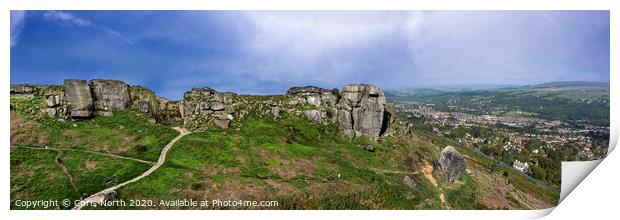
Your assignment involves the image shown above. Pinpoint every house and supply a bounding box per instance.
[513,160,530,173]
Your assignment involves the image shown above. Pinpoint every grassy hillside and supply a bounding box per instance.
[10,95,179,209]
[10,148,151,209]
[10,94,558,210]
[116,114,444,209]
[112,112,557,209]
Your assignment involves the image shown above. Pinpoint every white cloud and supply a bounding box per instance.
[241,11,423,84]
[42,11,133,44]
[42,11,92,27]
[11,11,27,47]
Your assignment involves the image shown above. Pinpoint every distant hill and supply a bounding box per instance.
[527,81,609,89]
[386,84,518,98]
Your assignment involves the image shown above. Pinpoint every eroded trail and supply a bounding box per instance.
[11,145,155,165]
[55,156,79,193]
[72,127,190,210]
[421,160,447,208]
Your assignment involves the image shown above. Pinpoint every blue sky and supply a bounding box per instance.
[10,11,610,99]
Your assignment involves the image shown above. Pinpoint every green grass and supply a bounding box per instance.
[11,108,178,162]
[11,91,560,210]
[443,175,482,209]
[415,129,560,206]
[10,148,77,210]
[10,147,150,210]
[61,150,151,197]
[11,105,179,210]
[114,114,449,209]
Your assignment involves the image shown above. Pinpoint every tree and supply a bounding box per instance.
[531,165,547,180]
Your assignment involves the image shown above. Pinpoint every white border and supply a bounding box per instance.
[2,1,617,219]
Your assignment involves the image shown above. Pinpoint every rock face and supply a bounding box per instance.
[129,86,159,116]
[336,84,389,139]
[182,87,236,129]
[303,110,322,124]
[287,86,339,124]
[64,79,94,118]
[10,79,393,140]
[156,97,183,125]
[434,146,466,183]
[90,80,131,114]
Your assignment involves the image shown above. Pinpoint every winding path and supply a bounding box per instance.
[72,127,191,210]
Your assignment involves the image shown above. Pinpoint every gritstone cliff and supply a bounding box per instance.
[10,80,393,139]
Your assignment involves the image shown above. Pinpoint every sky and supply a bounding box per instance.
[10,11,610,99]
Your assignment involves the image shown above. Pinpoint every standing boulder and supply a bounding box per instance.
[336,84,389,139]
[90,79,131,114]
[434,146,466,183]
[64,79,94,118]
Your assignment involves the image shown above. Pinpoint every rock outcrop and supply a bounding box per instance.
[129,86,159,117]
[182,87,236,129]
[90,79,131,115]
[287,86,339,124]
[434,146,466,183]
[336,84,389,139]
[156,97,183,125]
[43,89,66,117]
[10,84,37,96]
[10,79,393,140]
[64,79,94,118]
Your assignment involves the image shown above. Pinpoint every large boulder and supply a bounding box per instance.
[64,79,94,118]
[90,79,131,113]
[336,84,389,139]
[434,146,466,183]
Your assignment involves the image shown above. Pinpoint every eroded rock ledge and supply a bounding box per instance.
[10,80,392,139]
